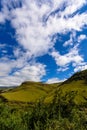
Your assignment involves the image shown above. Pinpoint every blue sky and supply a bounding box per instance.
[0,0,87,86]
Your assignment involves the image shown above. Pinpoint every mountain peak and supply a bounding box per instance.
[67,69,87,83]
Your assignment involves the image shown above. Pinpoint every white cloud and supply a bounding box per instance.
[0,63,11,77]
[51,45,83,67]
[0,49,46,86]
[0,4,10,23]
[57,66,69,72]
[0,43,6,48]
[0,62,46,86]
[0,12,5,23]
[63,33,87,47]
[61,0,86,17]
[10,1,52,57]
[74,63,87,72]
[78,34,87,42]
[63,31,76,47]
[47,13,87,35]
[47,77,65,84]
[0,0,87,86]
[1,0,87,57]
[14,63,46,82]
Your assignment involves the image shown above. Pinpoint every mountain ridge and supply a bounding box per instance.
[1,69,87,104]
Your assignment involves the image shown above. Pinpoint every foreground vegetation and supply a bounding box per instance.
[0,89,87,130]
[0,69,87,130]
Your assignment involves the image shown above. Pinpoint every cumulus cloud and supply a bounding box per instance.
[63,33,87,47]
[57,66,69,72]
[51,45,83,67]
[0,62,46,86]
[0,12,5,23]
[47,77,65,84]
[1,0,87,57]
[78,34,87,42]
[0,0,87,86]
[74,63,87,72]
[63,31,76,47]
[13,63,46,81]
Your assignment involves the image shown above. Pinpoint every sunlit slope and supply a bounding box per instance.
[45,70,87,104]
[1,70,87,104]
[1,82,59,102]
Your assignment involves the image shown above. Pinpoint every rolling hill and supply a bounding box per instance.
[45,69,87,104]
[1,69,87,104]
[1,81,59,103]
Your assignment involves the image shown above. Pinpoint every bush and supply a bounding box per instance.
[0,90,87,130]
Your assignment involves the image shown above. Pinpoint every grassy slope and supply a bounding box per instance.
[45,80,87,104]
[3,80,87,104]
[1,82,59,103]
[45,70,87,104]
[1,70,87,104]
[61,70,87,104]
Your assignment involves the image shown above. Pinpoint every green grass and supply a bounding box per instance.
[1,69,87,105]
[2,80,87,104]
[1,70,87,130]
[1,82,59,103]
[60,80,87,104]
[45,80,87,104]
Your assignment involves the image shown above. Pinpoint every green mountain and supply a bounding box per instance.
[59,69,87,103]
[1,69,87,104]
[0,70,87,130]
[1,81,59,103]
[65,69,87,82]
[45,69,87,104]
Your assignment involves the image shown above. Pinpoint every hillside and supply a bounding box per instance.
[0,70,87,130]
[1,81,59,103]
[65,69,87,82]
[1,69,87,104]
[45,69,87,104]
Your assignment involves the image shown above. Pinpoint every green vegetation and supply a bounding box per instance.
[1,82,59,103]
[45,69,87,104]
[0,69,87,130]
[45,80,87,104]
[0,90,87,130]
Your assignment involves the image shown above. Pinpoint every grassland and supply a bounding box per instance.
[1,69,87,105]
[0,70,87,130]
[45,70,87,104]
[1,81,59,103]
[2,79,87,105]
[45,80,87,104]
